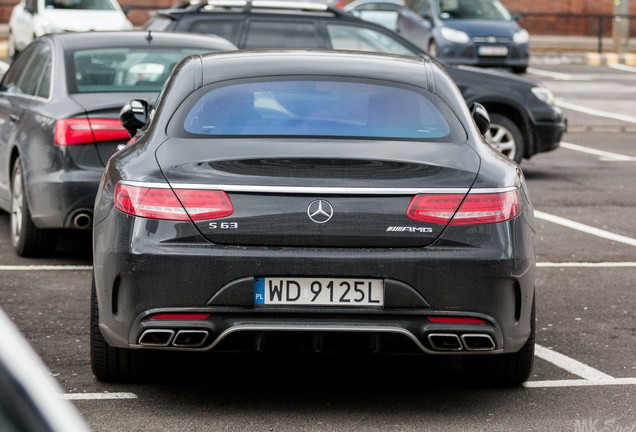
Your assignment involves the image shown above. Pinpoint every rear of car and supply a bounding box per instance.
[92,51,536,386]
[0,31,237,256]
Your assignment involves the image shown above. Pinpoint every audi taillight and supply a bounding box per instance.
[407,190,520,226]
[114,184,233,221]
[54,118,129,146]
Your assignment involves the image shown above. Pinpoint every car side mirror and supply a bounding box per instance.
[470,102,490,135]
[120,99,149,137]
[121,5,131,15]
[511,12,522,22]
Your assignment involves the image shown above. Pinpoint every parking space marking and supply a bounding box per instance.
[524,378,636,388]
[0,265,92,271]
[534,345,613,380]
[526,345,636,388]
[535,211,636,247]
[610,64,636,73]
[560,142,636,161]
[538,262,636,267]
[527,68,593,81]
[555,98,636,124]
[62,392,138,400]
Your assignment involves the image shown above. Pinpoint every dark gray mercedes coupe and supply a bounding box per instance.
[92,50,536,386]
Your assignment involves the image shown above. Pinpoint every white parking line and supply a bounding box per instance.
[537,262,636,267]
[610,64,636,73]
[534,345,613,380]
[527,68,593,81]
[535,211,636,247]
[524,378,636,388]
[526,345,636,388]
[62,392,138,400]
[555,98,636,124]
[560,142,636,161]
[0,265,92,271]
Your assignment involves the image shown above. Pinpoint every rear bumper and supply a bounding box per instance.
[26,168,102,229]
[93,210,536,356]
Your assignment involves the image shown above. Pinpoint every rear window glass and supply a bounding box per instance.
[68,47,209,93]
[45,0,115,10]
[173,79,464,140]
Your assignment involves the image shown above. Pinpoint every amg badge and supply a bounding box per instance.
[386,226,433,233]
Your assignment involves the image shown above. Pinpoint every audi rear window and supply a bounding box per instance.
[172,79,465,140]
[68,47,208,94]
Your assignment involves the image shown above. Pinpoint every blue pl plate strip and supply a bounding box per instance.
[254,277,265,305]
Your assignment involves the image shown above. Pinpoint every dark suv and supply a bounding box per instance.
[145,0,565,164]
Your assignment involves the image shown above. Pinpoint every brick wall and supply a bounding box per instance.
[2,0,635,35]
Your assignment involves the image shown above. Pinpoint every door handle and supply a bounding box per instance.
[9,113,20,122]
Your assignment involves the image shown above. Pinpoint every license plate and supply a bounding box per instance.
[254,277,384,306]
[478,45,509,56]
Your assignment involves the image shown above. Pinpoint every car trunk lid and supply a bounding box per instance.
[154,138,480,247]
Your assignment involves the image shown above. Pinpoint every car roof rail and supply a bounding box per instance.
[181,0,348,15]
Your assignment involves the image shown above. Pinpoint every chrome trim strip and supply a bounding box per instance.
[119,180,518,195]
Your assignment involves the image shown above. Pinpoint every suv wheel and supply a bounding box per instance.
[485,113,524,164]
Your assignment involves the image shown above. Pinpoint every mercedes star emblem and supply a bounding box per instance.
[307,199,334,224]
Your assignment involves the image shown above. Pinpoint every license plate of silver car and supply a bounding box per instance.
[254,277,384,306]
[478,46,509,56]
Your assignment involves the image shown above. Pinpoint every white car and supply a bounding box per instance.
[8,0,133,58]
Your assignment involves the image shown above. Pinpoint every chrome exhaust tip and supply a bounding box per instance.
[428,333,462,351]
[461,334,496,351]
[71,211,93,229]
[172,330,209,348]
[138,329,175,347]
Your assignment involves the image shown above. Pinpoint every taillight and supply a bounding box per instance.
[54,118,129,146]
[407,190,520,226]
[114,183,233,221]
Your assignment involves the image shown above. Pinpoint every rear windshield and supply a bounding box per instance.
[68,47,208,93]
[45,0,115,11]
[172,79,465,140]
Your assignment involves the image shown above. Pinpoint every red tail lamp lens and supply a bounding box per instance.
[407,190,520,226]
[150,313,210,321]
[114,184,233,221]
[428,317,486,325]
[54,118,128,146]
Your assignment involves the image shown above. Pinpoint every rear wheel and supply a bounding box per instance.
[90,275,148,382]
[462,294,535,386]
[485,113,525,164]
[10,157,57,257]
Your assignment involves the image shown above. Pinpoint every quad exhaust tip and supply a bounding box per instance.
[428,333,495,351]
[138,329,175,347]
[461,334,496,351]
[138,329,209,348]
[173,330,209,348]
[428,333,463,351]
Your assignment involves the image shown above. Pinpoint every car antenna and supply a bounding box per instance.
[146,30,153,44]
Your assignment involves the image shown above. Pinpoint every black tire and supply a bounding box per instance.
[10,157,57,257]
[90,275,148,382]
[485,113,525,165]
[512,66,528,74]
[462,294,535,386]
